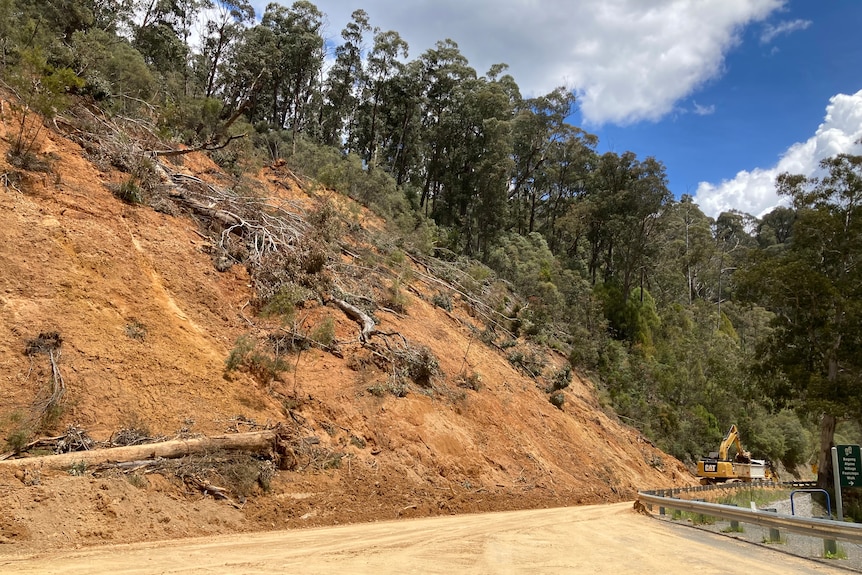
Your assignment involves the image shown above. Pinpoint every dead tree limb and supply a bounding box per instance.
[331,298,376,343]
[0,430,278,470]
[150,133,247,157]
[47,348,66,409]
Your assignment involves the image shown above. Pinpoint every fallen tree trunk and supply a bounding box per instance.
[331,298,376,343]
[0,430,277,470]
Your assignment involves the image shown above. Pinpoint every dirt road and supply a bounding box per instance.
[0,503,849,574]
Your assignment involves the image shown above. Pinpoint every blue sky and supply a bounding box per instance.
[256,0,862,219]
[586,1,862,217]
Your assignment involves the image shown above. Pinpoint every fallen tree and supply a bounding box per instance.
[0,430,278,471]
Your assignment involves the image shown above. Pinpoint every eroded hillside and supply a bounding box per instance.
[0,100,692,551]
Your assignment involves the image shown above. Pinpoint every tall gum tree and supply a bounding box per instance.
[739,153,862,488]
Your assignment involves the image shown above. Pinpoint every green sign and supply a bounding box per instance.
[837,444,862,488]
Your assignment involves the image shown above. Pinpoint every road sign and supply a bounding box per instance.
[836,444,862,488]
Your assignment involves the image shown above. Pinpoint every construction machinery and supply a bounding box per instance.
[696,424,779,484]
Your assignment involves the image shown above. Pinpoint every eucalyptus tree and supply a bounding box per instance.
[651,195,715,307]
[712,210,757,323]
[574,152,671,295]
[755,205,796,249]
[533,126,597,255]
[132,0,197,80]
[509,87,577,235]
[612,155,672,303]
[197,0,255,99]
[260,0,324,136]
[375,59,424,185]
[219,19,273,127]
[452,67,516,256]
[414,39,475,213]
[411,47,520,256]
[353,28,409,168]
[320,9,370,147]
[739,155,862,488]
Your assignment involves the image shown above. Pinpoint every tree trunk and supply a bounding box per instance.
[0,431,278,470]
[816,412,837,489]
[331,298,376,342]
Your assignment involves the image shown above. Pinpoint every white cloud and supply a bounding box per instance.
[760,18,812,44]
[693,90,862,219]
[693,102,716,116]
[274,0,784,126]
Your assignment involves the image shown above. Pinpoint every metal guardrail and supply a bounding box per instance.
[638,485,862,544]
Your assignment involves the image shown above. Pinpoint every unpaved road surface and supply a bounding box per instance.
[0,503,850,574]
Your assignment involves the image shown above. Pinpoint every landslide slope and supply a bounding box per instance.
[0,101,692,551]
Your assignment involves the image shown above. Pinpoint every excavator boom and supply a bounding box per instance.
[696,424,776,484]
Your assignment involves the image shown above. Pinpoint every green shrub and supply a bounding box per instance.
[5,427,31,454]
[124,319,147,341]
[549,391,565,409]
[507,347,546,377]
[549,365,572,391]
[127,473,148,489]
[310,317,336,347]
[367,378,408,398]
[220,459,265,497]
[111,177,144,204]
[259,283,310,320]
[384,279,409,313]
[456,372,482,391]
[431,292,453,311]
[70,29,154,105]
[395,345,440,387]
[224,335,289,385]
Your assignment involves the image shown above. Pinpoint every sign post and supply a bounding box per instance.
[833,444,862,522]
[832,447,843,522]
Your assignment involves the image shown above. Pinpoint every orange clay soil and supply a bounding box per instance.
[0,100,694,553]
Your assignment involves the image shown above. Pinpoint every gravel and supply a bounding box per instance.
[657,492,862,572]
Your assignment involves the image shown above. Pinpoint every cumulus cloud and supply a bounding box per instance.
[693,90,862,219]
[298,0,783,125]
[760,18,812,44]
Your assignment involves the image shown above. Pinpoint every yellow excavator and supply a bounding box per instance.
[696,424,779,484]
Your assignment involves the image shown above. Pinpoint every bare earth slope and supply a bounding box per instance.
[0,102,692,552]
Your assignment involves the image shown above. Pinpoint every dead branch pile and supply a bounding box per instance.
[55,105,312,277]
[24,331,66,414]
[55,425,96,453]
[109,426,165,447]
[406,252,519,340]
[274,426,346,473]
[165,170,310,269]
[54,105,161,179]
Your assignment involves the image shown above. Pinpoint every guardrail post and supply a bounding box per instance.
[692,499,709,524]
[763,508,781,542]
[726,503,741,532]
[769,527,781,542]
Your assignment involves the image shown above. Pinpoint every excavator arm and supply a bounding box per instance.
[718,424,750,463]
[698,424,763,484]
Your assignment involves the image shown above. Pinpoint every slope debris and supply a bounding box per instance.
[0,99,692,552]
